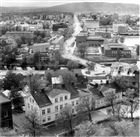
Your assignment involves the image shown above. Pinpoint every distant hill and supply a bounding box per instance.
[1,2,139,14]
[42,2,139,14]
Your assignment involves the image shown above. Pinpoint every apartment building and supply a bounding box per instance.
[24,75,79,125]
[31,42,50,53]
[0,92,13,129]
[76,32,104,47]
[104,43,131,58]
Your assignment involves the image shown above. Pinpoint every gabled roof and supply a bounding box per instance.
[65,84,79,99]
[88,87,104,98]
[97,85,110,92]
[31,91,52,108]
[76,75,88,84]
[0,92,10,104]
[47,88,69,98]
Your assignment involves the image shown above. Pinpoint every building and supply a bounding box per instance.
[113,23,128,34]
[95,31,112,38]
[39,52,50,62]
[24,73,79,125]
[83,19,99,29]
[0,92,13,129]
[76,32,104,47]
[31,42,50,53]
[50,35,64,50]
[6,31,34,39]
[104,43,131,58]
[110,62,136,77]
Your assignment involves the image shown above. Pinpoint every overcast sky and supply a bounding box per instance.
[1,0,140,7]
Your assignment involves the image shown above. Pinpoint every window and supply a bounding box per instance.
[65,95,67,100]
[72,101,74,106]
[32,99,34,103]
[55,98,58,103]
[72,109,74,113]
[76,100,79,105]
[4,122,9,128]
[47,108,51,113]
[28,103,30,108]
[42,109,45,115]
[60,97,63,102]
[4,110,8,117]
[42,118,46,123]
[55,106,58,111]
[60,105,63,110]
[55,114,58,119]
[48,116,51,121]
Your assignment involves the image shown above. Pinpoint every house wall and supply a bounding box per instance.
[0,102,13,129]
[39,94,79,124]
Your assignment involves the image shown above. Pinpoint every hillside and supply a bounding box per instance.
[1,2,139,14]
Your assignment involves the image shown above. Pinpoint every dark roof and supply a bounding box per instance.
[88,87,104,98]
[120,74,139,83]
[88,76,108,81]
[65,84,79,99]
[76,75,88,84]
[31,91,52,108]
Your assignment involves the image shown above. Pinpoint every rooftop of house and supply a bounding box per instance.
[87,35,104,40]
[32,42,50,47]
[51,76,63,84]
[31,91,52,108]
[0,92,10,104]
[111,62,132,68]
[88,87,104,98]
[6,31,33,34]
[47,88,69,98]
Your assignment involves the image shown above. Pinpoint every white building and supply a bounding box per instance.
[24,76,79,125]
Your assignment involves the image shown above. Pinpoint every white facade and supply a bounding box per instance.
[95,92,122,108]
[24,92,79,125]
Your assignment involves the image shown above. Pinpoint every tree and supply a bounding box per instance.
[54,50,62,64]
[114,120,134,136]
[105,92,117,115]
[76,96,95,122]
[67,60,79,70]
[107,103,129,121]
[119,36,125,43]
[23,74,44,94]
[136,45,139,56]
[62,72,77,86]
[45,72,52,84]
[3,71,23,91]
[123,88,139,122]
[33,52,40,66]
[21,57,28,69]
[56,105,74,134]
[23,110,47,137]
[75,121,113,137]
[77,43,88,58]
[15,38,23,48]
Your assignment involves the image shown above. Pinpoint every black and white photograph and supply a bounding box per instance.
[0,0,139,136]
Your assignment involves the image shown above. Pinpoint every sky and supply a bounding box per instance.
[1,0,140,7]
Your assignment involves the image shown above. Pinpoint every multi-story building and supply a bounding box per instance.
[113,23,128,34]
[6,31,34,39]
[104,43,131,58]
[24,75,79,125]
[83,19,99,29]
[50,35,64,50]
[76,32,104,47]
[31,42,50,53]
[0,92,13,129]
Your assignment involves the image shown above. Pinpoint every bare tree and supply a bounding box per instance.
[107,103,129,121]
[75,121,113,137]
[76,96,95,122]
[56,105,74,134]
[23,110,47,137]
[123,88,139,122]
[114,120,134,136]
[105,92,117,115]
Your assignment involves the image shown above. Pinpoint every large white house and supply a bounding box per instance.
[24,76,79,125]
